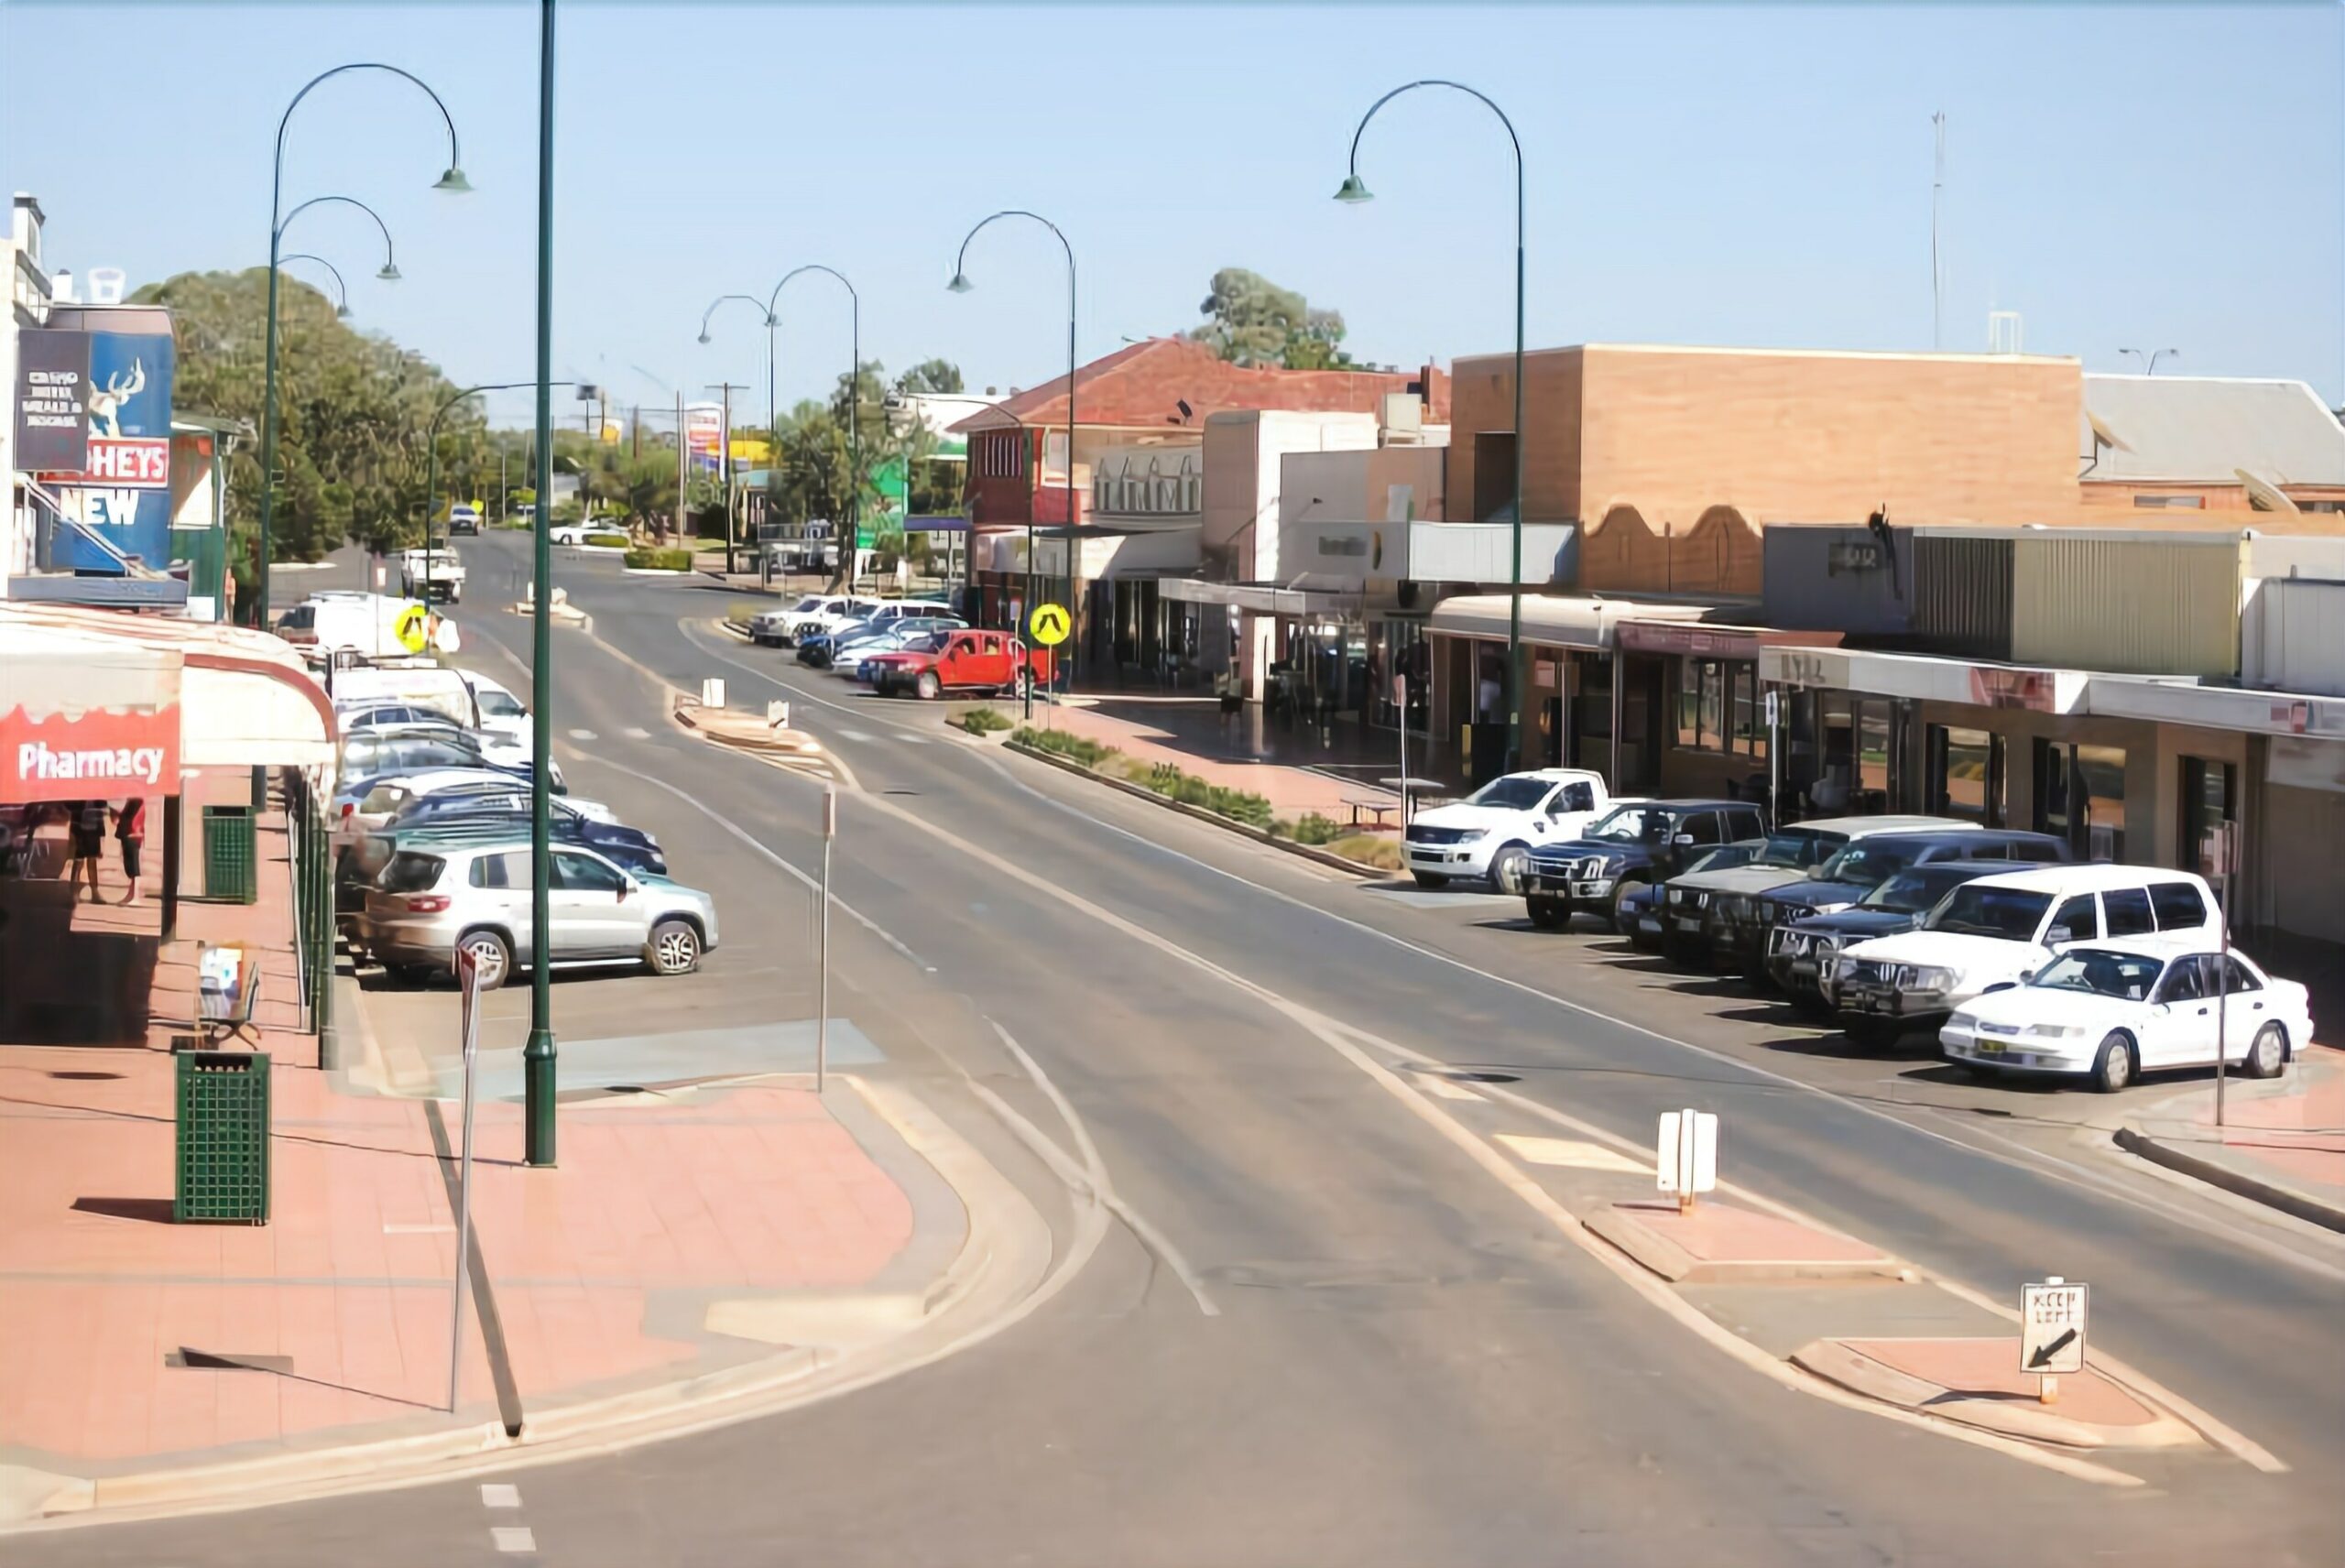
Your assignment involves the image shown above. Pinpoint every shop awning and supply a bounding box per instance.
[0,619,181,802]
[1426,593,1711,650]
[1158,579,1362,616]
[0,603,335,778]
[1617,620,1845,660]
[1759,644,2088,714]
[2084,674,2345,739]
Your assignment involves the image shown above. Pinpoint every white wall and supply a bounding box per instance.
[1200,409,1380,579]
[2243,579,2345,697]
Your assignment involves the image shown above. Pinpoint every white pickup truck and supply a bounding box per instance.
[1401,768,1620,893]
[398,548,465,604]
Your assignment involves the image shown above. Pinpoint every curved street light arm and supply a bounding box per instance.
[277,194,398,272]
[275,62,464,190]
[275,253,349,312]
[699,293,769,339]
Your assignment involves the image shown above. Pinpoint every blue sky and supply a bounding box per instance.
[4,4,2339,428]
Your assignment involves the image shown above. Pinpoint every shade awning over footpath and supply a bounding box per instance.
[1426,593,1714,650]
[0,603,334,802]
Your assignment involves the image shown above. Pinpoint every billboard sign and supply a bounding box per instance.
[36,330,177,573]
[14,329,92,473]
[684,402,725,474]
[862,453,908,551]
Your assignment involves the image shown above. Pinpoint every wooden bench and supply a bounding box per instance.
[1343,799,1400,832]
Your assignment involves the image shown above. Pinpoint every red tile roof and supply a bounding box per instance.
[951,337,1447,432]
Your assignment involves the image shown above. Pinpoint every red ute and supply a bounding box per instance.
[867,629,1052,700]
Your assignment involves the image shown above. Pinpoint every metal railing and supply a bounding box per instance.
[281,770,334,1044]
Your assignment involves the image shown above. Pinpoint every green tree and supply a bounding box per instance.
[895,358,965,395]
[131,267,485,572]
[1189,267,1354,370]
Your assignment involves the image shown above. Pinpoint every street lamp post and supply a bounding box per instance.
[2119,347,2181,376]
[949,212,1077,703]
[277,254,354,320]
[256,64,467,626]
[526,0,559,1168]
[424,380,575,604]
[1338,80,1526,774]
[702,266,861,588]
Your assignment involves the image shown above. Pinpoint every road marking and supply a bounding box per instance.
[480,1483,521,1508]
[1416,1076,1484,1103]
[490,1526,537,1553]
[1495,1133,1647,1174]
[895,732,928,745]
[568,728,598,741]
[622,726,650,739]
[837,728,877,744]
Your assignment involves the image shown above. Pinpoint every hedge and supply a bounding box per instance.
[625,547,694,571]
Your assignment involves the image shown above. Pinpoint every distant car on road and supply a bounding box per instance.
[1402,769,1619,893]
[446,505,482,536]
[358,834,717,990]
[834,620,966,679]
[1940,939,2308,1092]
[1522,799,1769,931]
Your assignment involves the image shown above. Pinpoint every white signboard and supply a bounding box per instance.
[2021,1279,2088,1374]
[701,677,725,711]
[766,699,791,730]
[1656,1108,1718,1201]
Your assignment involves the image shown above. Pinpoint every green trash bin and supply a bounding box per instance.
[174,1051,271,1224]
[201,805,256,904]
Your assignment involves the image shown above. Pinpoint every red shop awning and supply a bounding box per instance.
[0,619,182,802]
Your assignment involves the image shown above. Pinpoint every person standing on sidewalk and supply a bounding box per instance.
[114,797,147,907]
[68,799,108,902]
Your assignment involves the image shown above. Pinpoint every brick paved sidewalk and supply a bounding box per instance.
[0,1042,944,1500]
[2119,1047,2345,1226]
[1030,699,1420,826]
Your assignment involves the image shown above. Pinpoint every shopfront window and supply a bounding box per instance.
[2036,739,2126,862]
[1673,657,1758,756]
[1676,657,1701,747]
[1730,664,1764,758]
[1928,724,2004,827]
[2180,756,2235,877]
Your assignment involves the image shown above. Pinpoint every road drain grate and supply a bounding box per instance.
[169,1348,294,1374]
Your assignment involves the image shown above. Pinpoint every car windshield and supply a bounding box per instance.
[1467,777,1554,811]
[1863,868,1970,913]
[1756,829,1841,869]
[791,596,823,612]
[903,631,952,653]
[1816,841,1918,887]
[2029,949,2165,1001]
[1925,885,2054,940]
[474,690,526,720]
[1585,805,1660,843]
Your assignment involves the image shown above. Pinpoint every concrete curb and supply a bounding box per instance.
[1789,1338,2206,1452]
[1003,739,1382,879]
[1584,1205,1906,1285]
[0,1073,1046,1534]
[2112,1125,2345,1234]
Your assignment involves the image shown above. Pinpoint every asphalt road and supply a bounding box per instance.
[34,538,2342,1566]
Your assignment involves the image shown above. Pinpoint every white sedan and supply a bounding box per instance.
[1940,937,2312,1092]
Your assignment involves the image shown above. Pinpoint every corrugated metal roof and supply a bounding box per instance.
[2082,375,2345,485]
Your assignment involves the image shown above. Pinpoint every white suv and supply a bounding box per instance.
[1402,769,1618,892]
[1832,864,2221,1046]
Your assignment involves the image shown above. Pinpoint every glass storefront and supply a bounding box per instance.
[1926,724,2005,826]
[1368,617,1432,735]
[2180,755,2235,877]
[2036,739,2127,861]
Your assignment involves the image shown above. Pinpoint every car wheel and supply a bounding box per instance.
[1845,1016,1902,1050]
[1411,871,1447,889]
[1789,987,1834,1019]
[916,671,942,701]
[455,929,512,991]
[1526,896,1566,931]
[648,919,702,976]
[2243,1021,2286,1080]
[1609,881,1647,938]
[1489,844,1531,896]
[2089,1031,2138,1094]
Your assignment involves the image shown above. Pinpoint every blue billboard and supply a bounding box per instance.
[44,328,176,572]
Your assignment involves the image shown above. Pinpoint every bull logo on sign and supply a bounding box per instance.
[86,360,146,440]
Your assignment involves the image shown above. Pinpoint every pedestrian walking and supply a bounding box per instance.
[114,798,147,907]
[67,799,107,902]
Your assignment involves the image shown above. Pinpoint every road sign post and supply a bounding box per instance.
[2204,821,2240,1127]
[817,787,835,1096]
[2021,1276,2087,1406]
[1029,604,1070,734]
[1396,674,1410,829]
[446,946,485,1411]
[1656,1107,1718,1215]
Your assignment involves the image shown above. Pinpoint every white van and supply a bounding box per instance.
[1832,863,2222,1045]
[276,593,431,660]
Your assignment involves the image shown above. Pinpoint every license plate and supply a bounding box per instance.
[1977,1040,2006,1055]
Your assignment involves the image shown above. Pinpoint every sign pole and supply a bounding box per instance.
[447,950,484,1411]
[2214,822,2234,1128]
[1397,674,1410,829]
[818,788,834,1096]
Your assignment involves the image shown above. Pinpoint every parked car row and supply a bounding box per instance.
[328,668,717,989]
[1503,787,2312,1094]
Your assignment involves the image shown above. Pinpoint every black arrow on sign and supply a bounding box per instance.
[2028,1327,2078,1369]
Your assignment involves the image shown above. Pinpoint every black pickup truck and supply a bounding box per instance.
[1521,799,1768,932]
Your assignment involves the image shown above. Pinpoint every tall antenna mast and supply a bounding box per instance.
[1931,111,1947,352]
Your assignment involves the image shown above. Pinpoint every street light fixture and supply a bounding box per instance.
[1338,80,1526,774]
[256,64,467,626]
[2119,347,2181,376]
[948,211,1077,703]
[277,253,354,319]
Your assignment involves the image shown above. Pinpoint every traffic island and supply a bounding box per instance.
[1790,1337,2207,1452]
[2113,1047,2345,1233]
[1587,1200,1906,1284]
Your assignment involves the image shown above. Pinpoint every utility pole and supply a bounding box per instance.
[674,388,687,544]
[1931,110,1947,353]
[709,381,745,574]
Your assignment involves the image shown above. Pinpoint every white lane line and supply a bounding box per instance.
[1495,1133,1647,1174]
[490,1525,537,1552]
[622,726,650,739]
[568,728,598,741]
[976,1019,1218,1319]
[575,754,937,974]
[895,732,928,745]
[1416,1076,1484,1103]
[837,727,878,744]
[480,1483,521,1508]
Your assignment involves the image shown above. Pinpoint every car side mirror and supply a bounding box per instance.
[1673,833,1695,846]
[1981,980,2018,995]
[2045,926,2073,946]
[617,878,635,901]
